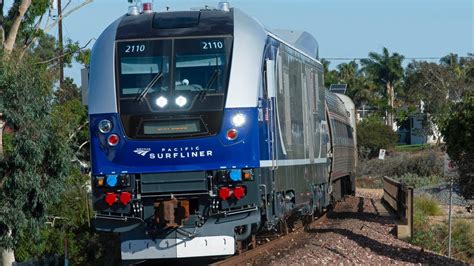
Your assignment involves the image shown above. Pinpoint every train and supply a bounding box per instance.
[85,2,356,263]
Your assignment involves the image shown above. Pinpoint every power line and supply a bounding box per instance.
[322,56,472,61]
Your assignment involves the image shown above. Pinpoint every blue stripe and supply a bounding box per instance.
[90,108,260,175]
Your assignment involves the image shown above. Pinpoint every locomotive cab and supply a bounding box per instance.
[87,2,356,262]
[88,5,265,261]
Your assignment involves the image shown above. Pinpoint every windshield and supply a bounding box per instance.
[116,37,233,139]
[117,37,232,113]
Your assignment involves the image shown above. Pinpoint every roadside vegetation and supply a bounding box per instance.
[411,196,474,263]
[356,149,444,189]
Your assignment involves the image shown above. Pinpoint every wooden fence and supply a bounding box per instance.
[382,176,414,239]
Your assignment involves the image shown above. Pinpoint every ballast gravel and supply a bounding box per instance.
[252,190,465,265]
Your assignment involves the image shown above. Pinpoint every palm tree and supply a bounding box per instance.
[361,47,404,126]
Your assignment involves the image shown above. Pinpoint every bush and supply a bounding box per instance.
[411,217,474,262]
[411,223,447,254]
[395,173,444,188]
[414,196,444,216]
[357,117,399,159]
[451,220,474,260]
[357,151,443,181]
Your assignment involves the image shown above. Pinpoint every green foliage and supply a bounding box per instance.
[15,169,120,265]
[4,0,51,46]
[414,196,444,216]
[404,55,473,137]
[395,173,444,188]
[361,47,405,89]
[394,144,431,152]
[357,117,399,158]
[451,220,474,260]
[410,223,447,254]
[357,151,443,180]
[411,204,474,262]
[0,55,72,249]
[439,91,474,199]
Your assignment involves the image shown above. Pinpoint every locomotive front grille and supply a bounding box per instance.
[140,171,208,193]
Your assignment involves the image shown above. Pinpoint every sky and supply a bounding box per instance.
[4,0,474,84]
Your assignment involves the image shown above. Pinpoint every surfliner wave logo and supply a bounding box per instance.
[133,148,151,156]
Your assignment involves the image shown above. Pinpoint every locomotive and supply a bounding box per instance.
[86,2,356,262]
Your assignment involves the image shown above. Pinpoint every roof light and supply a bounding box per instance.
[232,114,246,127]
[226,129,238,140]
[107,134,120,146]
[233,186,246,200]
[128,5,140,16]
[98,119,112,134]
[156,96,168,108]
[218,187,232,201]
[218,2,230,12]
[119,192,132,205]
[175,96,187,107]
[142,2,153,13]
[105,192,117,206]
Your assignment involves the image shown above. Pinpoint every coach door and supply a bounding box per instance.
[265,59,278,170]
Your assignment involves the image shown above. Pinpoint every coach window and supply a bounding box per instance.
[288,53,304,159]
[277,51,293,156]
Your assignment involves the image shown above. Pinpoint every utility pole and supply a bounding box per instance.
[58,0,64,91]
[448,177,453,258]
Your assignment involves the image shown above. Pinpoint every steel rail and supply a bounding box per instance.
[211,210,331,266]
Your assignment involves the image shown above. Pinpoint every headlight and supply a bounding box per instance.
[156,96,168,108]
[175,96,187,107]
[232,114,246,127]
[98,119,112,133]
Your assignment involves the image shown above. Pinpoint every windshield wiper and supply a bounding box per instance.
[135,71,163,103]
[199,68,221,101]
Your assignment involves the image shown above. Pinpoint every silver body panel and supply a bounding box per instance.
[335,93,358,169]
[326,90,356,179]
[88,18,122,115]
[225,9,267,108]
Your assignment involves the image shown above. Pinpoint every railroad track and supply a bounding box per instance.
[211,211,330,266]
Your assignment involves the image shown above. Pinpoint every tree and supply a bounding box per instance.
[439,92,474,199]
[357,116,399,159]
[404,54,473,140]
[321,59,339,88]
[0,54,73,264]
[1,2,94,264]
[361,47,405,126]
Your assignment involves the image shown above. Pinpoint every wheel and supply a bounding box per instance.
[303,214,314,232]
[278,218,289,235]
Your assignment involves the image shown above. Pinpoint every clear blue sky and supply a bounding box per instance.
[4,0,474,83]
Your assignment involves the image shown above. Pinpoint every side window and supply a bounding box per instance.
[276,50,292,155]
[347,124,353,140]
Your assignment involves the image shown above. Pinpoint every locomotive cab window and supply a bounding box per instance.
[115,37,233,139]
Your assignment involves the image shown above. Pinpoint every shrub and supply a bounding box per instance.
[451,220,474,260]
[357,117,399,159]
[357,151,443,181]
[411,217,474,262]
[411,223,447,254]
[414,195,444,216]
[395,173,444,188]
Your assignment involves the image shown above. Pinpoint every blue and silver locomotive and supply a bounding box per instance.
[87,2,356,262]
